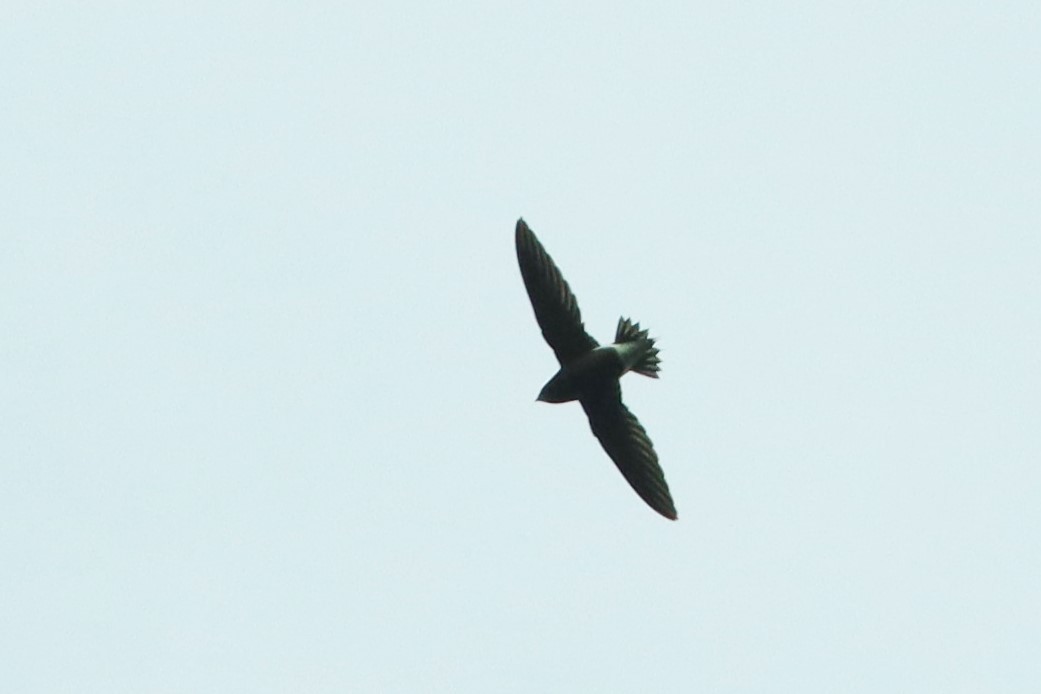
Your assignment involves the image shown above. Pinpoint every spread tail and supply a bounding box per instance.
[614,317,661,378]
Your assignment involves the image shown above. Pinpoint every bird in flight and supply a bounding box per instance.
[515,218,678,520]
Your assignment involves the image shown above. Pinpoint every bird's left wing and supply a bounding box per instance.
[515,218,599,364]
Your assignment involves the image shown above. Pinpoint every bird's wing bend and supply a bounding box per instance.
[580,382,678,520]
[515,218,599,364]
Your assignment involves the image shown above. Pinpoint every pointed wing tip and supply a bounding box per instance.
[515,218,534,248]
[651,500,678,520]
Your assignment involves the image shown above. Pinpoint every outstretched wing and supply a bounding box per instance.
[515,218,598,365]
[580,382,678,520]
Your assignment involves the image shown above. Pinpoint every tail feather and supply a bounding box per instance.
[615,317,661,378]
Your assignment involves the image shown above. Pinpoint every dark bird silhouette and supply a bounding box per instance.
[515,218,678,520]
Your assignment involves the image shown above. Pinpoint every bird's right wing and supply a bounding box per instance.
[580,382,678,520]
[515,218,598,364]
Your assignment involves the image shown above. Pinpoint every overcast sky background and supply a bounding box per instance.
[3,3,1040,692]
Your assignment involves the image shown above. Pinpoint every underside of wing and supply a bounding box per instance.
[580,382,678,520]
[515,218,598,364]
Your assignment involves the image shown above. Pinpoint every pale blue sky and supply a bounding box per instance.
[3,3,1040,692]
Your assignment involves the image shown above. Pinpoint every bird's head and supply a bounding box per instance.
[536,372,573,403]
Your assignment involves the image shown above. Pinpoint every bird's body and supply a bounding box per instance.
[515,218,678,520]
[536,345,625,403]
